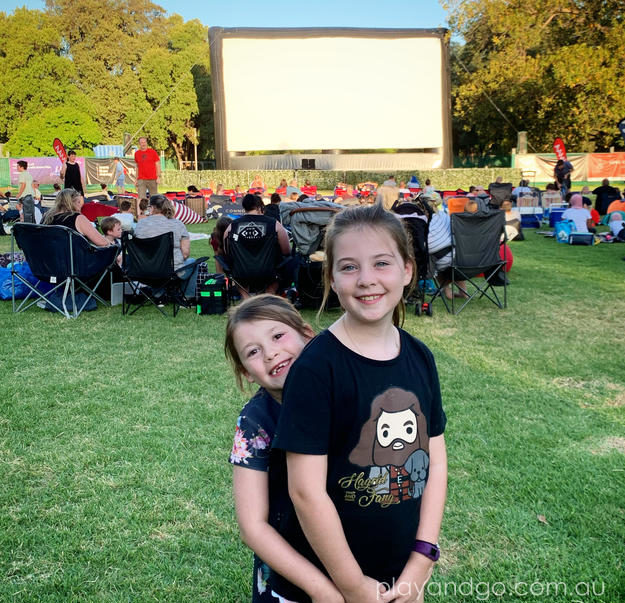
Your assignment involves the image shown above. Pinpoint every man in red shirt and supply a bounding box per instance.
[134,137,160,199]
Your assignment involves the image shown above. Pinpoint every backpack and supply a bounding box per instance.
[555,219,576,244]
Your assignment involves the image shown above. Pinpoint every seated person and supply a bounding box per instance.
[286,179,300,197]
[249,174,266,192]
[264,192,282,222]
[426,198,467,299]
[542,182,562,209]
[211,216,233,273]
[561,194,593,233]
[136,198,149,221]
[581,197,600,226]
[42,188,111,246]
[606,196,625,215]
[593,179,621,215]
[134,194,200,301]
[100,216,123,266]
[100,183,115,200]
[501,200,523,241]
[609,212,625,240]
[111,200,136,231]
[186,185,203,198]
[512,179,532,201]
[223,193,291,298]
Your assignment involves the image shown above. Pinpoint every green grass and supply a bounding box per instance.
[1,225,624,602]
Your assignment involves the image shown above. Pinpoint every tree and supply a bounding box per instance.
[445,0,625,154]
[0,8,84,143]
[5,106,102,155]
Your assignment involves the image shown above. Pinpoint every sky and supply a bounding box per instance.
[2,0,450,29]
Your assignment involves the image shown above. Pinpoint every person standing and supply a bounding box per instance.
[60,151,84,195]
[112,157,126,194]
[16,160,36,224]
[134,137,160,200]
[553,159,573,197]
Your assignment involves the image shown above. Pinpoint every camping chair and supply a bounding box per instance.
[488,183,513,208]
[430,210,508,315]
[121,231,208,317]
[11,223,118,318]
[225,218,284,297]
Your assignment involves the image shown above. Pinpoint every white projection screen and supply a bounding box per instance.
[209,28,452,169]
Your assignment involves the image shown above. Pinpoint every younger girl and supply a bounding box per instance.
[225,295,343,603]
[274,204,448,603]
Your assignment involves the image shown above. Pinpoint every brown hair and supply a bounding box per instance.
[212,216,233,256]
[224,294,313,390]
[100,216,121,235]
[319,204,416,327]
[119,200,132,212]
[148,194,174,218]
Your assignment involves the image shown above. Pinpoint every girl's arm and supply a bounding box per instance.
[75,214,111,247]
[379,434,448,603]
[287,453,383,603]
[233,466,343,603]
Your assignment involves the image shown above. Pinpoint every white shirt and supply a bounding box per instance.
[561,207,591,233]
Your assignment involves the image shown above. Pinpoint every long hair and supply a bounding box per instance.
[43,188,82,224]
[148,194,174,218]
[319,204,416,327]
[212,216,233,255]
[224,294,313,390]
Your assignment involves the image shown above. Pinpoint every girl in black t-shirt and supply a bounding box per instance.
[274,204,448,603]
[225,295,342,603]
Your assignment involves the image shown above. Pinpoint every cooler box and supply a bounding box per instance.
[197,274,228,314]
[549,208,566,227]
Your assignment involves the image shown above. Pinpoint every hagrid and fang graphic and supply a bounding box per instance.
[346,388,430,505]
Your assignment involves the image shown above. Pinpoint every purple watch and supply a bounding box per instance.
[413,539,440,562]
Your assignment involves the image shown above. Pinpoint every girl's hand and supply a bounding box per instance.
[378,554,434,603]
[310,578,345,603]
[342,575,386,603]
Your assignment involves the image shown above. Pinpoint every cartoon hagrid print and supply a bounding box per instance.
[344,387,430,507]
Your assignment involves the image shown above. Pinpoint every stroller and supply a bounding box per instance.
[392,197,434,316]
[279,199,342,309]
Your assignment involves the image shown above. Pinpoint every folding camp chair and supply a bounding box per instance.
[430,210,508,315]
[11,223,118,318]
[121,231,208,317]
[488,182,513,208]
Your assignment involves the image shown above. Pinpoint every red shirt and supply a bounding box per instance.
[134,148,159,180]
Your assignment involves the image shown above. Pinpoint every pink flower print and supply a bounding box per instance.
[230,425,252,464]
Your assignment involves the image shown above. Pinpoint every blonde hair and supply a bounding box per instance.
[43,188,82,224]
[224,294,313,390]
[319,204,416,327]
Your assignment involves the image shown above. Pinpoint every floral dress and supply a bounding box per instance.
[229,388,282,602]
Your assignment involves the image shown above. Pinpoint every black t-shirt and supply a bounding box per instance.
[228,388,293,602]
[273,329,446,599]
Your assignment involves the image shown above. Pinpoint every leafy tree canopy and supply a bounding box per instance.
[446,0,625,154]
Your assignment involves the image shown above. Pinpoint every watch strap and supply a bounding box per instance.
[412,539,440,562]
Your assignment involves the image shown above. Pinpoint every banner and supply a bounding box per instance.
[553,138,567,161]
[84,157,136,186]
[588,153,625,180]
[9,156,84,185]
[53,138,67,163]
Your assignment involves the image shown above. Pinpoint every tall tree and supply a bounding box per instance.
[446,0,625,154]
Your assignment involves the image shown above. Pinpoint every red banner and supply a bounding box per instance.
[53,138,67,163]
[588,153,625,179]
[553,138,567,161]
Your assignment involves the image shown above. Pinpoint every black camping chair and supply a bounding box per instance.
[11,223,118,318]
[488,183,513,208]
[225,218,283,297]
[430,210,508,315]
[392,198,434,316]
[121,231,208,317]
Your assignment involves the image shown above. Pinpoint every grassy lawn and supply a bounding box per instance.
[1,224,624,602]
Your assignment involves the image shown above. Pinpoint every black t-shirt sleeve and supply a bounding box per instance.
[274,351,333,455]
[421,342,446,437]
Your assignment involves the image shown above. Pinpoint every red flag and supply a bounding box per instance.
[553,138,567,161]
[53,138,67,163]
